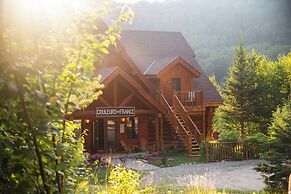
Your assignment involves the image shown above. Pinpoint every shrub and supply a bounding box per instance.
[218,130,240,142]
[255,102,291,193]
[199,141,207,161]
[76,165,154,193]
[245,132,267,143]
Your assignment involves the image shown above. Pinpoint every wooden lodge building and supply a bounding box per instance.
[72,24,223,156]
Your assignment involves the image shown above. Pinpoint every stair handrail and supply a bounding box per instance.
[160,91,193,154]
[160,91,176,128]
[173,92,202,142]
[160,92,191,137]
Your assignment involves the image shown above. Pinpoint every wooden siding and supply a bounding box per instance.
[76,75,162,153]
[160,63,194,93]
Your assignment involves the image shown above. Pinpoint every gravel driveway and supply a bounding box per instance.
[110,156,265,191]
[140,160,265,191]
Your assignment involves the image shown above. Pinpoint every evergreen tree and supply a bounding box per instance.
[253,53,290,134]
[221,41,257,138]
[255,101,291,192]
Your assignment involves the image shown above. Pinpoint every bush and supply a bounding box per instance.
[255,102,291,193]
[76,165,154,193]
[218,130,240,142]
[199,141,207,161]
[245,132,267,143]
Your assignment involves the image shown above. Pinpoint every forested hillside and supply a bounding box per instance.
[122,0,291,82]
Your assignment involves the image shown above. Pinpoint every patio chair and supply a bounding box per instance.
[119,139,132,154]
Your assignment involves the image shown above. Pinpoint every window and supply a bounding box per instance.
[126,117,139,139]
[172,78,181,92]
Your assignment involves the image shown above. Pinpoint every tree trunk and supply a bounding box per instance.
[14,74,50,194]
[240,121,245,139]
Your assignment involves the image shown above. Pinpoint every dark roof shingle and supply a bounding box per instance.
[120,30,223,103]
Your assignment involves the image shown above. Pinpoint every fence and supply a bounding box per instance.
[289,174,291,194]
[205,141,260,162]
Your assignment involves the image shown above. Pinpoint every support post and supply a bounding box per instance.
[113,79,117,106]
[206,142,209,162]
[159,115,164,150]
[154,115,160,151]
[202,111,206,140]
[187,135,192,155]
[288,174,291,194]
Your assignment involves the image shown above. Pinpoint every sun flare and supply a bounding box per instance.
[2,0,93,28]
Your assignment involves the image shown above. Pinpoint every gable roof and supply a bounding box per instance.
[144,57,200,78]
[95,67,167,114]
[120,30,223,103]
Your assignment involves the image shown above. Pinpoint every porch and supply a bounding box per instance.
[175,91,203,108]
[80,113,172,154]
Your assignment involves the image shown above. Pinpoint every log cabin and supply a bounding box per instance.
[72,24,223,156]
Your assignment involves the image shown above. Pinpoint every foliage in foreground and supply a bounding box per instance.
[0,1,133,193]
[76,165,264,194]
[75,165,154,194]
[255,101,291,193]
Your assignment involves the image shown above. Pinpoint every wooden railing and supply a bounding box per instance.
[161,85,174,106]
[173,93,202,142]
[160,92,192,154]
[175,91,203,107]
[160,92,176,129]
[205,141,261,162]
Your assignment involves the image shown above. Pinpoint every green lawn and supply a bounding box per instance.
[148,150,205,167]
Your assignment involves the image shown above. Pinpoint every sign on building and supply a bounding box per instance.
[96,107,135,117]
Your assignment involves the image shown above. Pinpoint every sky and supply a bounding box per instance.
[114,0,166,4]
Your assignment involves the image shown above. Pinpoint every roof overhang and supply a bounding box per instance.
[203,101,224,106]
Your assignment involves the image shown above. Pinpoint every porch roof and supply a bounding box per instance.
[90,67,167,115]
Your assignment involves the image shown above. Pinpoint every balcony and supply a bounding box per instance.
[175,91,203,107]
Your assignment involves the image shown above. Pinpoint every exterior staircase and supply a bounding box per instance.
[160,91,202,156]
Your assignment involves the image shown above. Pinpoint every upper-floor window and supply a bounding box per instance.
[172,78,181,92]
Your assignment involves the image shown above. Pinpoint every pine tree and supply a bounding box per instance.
[222,41,257,138]
[255,101,291,192]
[254,53,290,134]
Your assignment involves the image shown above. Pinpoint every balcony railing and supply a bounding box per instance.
[175,91,203,107]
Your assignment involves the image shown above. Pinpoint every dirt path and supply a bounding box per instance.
[141,160,265,191]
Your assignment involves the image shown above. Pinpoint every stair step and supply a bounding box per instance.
[188,154,201,157]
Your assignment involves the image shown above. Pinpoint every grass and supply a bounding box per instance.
[153,185,266,194]
[147,150,204,167]
[89,166,268,194]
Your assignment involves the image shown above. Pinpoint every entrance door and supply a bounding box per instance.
[172,78,181,92]
[94,119,104,151]
[106,119,117,150]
